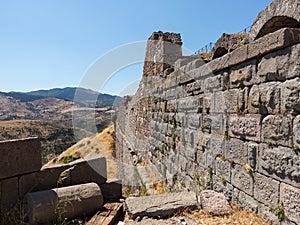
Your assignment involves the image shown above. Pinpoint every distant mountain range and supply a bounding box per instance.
[1,87,122,107]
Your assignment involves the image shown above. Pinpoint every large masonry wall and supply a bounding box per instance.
[115,12,300,225]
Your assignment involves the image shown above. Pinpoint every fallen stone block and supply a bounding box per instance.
[200,190,232,216]
[125,191,198,219]
[69,157,107,186]
[25,182,103,224]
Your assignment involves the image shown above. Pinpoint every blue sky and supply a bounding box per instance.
[0,0,273,96]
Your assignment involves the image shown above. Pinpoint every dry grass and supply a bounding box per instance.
[46,124,118,179]
[183,205,270,225]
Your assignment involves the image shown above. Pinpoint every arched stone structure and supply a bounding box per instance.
[249,0,300,41]
[210,33,248,60]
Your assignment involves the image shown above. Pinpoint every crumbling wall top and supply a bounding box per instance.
[148,31,182,46]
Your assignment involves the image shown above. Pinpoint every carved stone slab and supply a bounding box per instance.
[229,114,261,142]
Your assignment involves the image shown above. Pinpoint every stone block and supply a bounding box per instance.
[125,191,198,219]
[237,191,258,213]
[69,157,107,186]
[227,44,248,67]
[248,85,260,114]
[36,164,71,190]
[288,43,300,79]
[259,82,281,115]
[231,164,253,196]
[230,60,256,88]
[206,53,230,73]
[209,134,224,156]
[212,176,233,201]
[215,158,230,182]
[224,89,239,113]
[177,96,199,113]
[0,177,19,213]
[203,73,228,92]
[258,144,300,187]
[186,80,203,96]
[211,113,225,135]
[224,138,248,165]
[258,204,281,225]
[187,113,201,130]
[257,47,290,82]
[0,138,41,180]
[211,91,225,113]
[174,57,197,68]
[185,59,206,72]
[248,142,258,171]
[280,183,300,225]
[229,114,261,142]
[202,115,211,133]
[254,173,279,208]
[200,190,232,216]
[262,115,293,147]
[294,115,300,146]
[281,78,300,115]
[247,28,300,60]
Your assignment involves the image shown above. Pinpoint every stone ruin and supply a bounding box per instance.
[115,0,300,224]
[0,137,122,224]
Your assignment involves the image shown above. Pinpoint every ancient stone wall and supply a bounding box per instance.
[115,1,300,223]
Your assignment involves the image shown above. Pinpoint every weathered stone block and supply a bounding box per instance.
[211,113,225,135]
[186,80,203,95]
[209,134,224,156]
[258,144,300,187]
[224,138,248,165]
[288,43,300,79]
[248,85,260,114]
[37,164,71,190]
[211,91,225,113]
[212,176,233,201]
[281,78,300,115]
[262,115,293,146]
[294,115,300,146]
[202,93,212,115]
[259,82,281,115]
[224,89,239,113]
[254,173,279,208]
[0,177,19,213]
[230,60,256,88]
[229,114,261,142]
[177,96,199,113]
[174,57,197,68]
[231,164,253,196]
[237,191,258,213]
[215,158,230,182]
[257,47,290,82]
[0,138,41,180]
[185,59,206,72]
[200,190,232,216]
[203,73,228,92]
[258,204,281,225]
[280,183,300,225]
[187,113,201,130]
[227,45,248,67]
[125,191,198,219]
[248,28,300,60]
[248,142,258,171]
